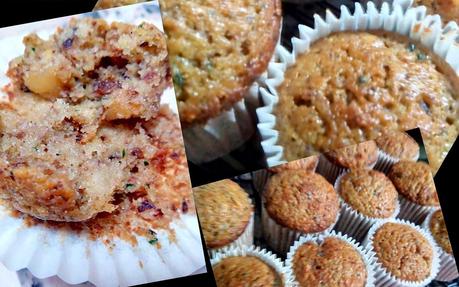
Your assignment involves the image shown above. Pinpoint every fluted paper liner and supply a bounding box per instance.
[211,245,294,286]
[256,0,459,168]
[396,194,438,224]
[0,4,206,286]
[363,218,441,286]
[422,208,459,282]
[285,231,376,287]
[374,148,420,173]
[333,172,400,241]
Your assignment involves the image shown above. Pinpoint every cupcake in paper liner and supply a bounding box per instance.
[316,140,379,184]
[363,218,440,287]
[388,160,440,223]
[192,179,254,257]
[256,0,459,175]
[422,208,459,282]
[285,231,376,287]
[373,131,420,173]
[159,0,282,164]
[252,155,320,196]
[333,169,400,241]
[211,245,293,286]
[261,170,340,255]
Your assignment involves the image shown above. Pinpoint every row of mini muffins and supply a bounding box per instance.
[212,217,454,286]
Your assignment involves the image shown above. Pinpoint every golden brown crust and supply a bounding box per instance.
[274,31,459,173]
[413,0,459,24]
[268,155,319,173]
[388,161,439,206]
[264,171,339,233]
[193,179,252,248]
[213,256,282,287]
[373,222,433,281]
[338,169,398,218]
[429,209,453,254]
[292,237,367,287]
[375,131,420,161]
[160,0,282,126]
[94,0,148,10]
[325,141,378,169]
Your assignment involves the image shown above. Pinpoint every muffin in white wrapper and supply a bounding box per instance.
[261,202,339,255]
[208,212,255,258]
[363,218,441,287]
[397,195,437,224]
[285,231,376,287]
[373,149,403,174]
[255,0,459,170]
[422,208,459,282]
[316,153,377,184]
[333,172,400,241]
[211,245,293,286]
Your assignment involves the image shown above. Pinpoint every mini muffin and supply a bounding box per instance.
[429,209,453,254]
[268,155,319,173]
[159,0,282,126]
[291,237,368,287]
[375,131,420,161]
[324,140,378,170]
[274,31,459,173]
[370,222,437,283]
[262,170,340,254]
[94,0,148,10]
[413,0,458,24]
[193,179,253,250]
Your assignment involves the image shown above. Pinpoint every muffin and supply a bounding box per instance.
[288,235,370,287]
[375,131,420,161]
[193,179,253,253]
[268,155,319,173]
[0,18,171,222]
[262,170,340,254]
[366,221,439,285]
[389,161,439,223]
[413,0,458,24]
[334,169,399,239]
[94,0,148,10]
[272,31,458,173]
[424,209,458,281]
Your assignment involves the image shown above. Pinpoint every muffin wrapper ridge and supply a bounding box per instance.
[0,4,206,286]
[333,172,401,242]
[316,154,378,184]
[373,148,420,173]
[285,231,377,287]
[209,211,255,258]
[422,208,459,282]
[363,218,441,287]
[211,245,294,286]
[261,202,339,255]
[397,195,438,224]
[255,0,459,168]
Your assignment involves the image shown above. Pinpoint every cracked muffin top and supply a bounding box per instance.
[372,222,434,282]
[388,161,439,206]
[160,0,282,126]
[274,31,458,173]
[292,237,367,287]
[429,209,453,254]
[268,155,319,173]
[338,169,398,218]
[324,140,378,169]
[264,170,339,233]
[213,255,283,287]
[375,131,420,161]
[193,179,252,248]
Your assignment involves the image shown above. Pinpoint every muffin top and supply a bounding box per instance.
[372,222,433,282]
[338,169,398,218]
[429,209,453,254]
[269,155,319,173]
[324,141,378,169]
[292,237,367,287]
[413,0,458,24]
[274,31,458,173]
[193,179,252,248]
[213,256,282,287]
[94,0,148,9]
[388,161,439,206]
[375,131,420,161]
[264,171,339,233]
[160,0,282,126]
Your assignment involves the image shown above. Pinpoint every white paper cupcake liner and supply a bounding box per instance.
[333,172,400,241]
[316,153,378,184]
[397,195,438,224]
[208,212,255,258]
[261,202,340,255]
[211,245,294,286]
[363,218,441,287]
[374,148,420,173]
[256,0,459,168]
[422,208,459,282]
[285,231,376,287]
